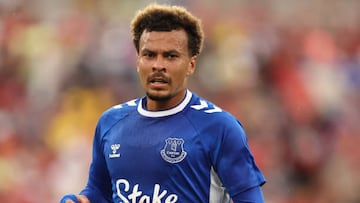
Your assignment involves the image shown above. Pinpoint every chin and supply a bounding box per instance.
[146,91,172,101]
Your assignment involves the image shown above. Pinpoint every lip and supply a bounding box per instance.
[149,82,168,89]
[147,75,169,89]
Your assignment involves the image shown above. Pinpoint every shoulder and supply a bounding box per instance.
[186,93,248,149]
[102,98,139,117]
[187,93,242,128]
[96,98,140,131]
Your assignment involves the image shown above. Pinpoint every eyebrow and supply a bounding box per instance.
[141,48,181,55]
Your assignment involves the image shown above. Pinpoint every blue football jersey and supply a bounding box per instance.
[80,90,265,203]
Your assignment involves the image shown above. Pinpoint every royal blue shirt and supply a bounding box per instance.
[80,90,266,203]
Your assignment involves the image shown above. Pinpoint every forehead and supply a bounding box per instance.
[139,29,188,52]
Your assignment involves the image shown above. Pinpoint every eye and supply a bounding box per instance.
[142,51,155,58]
[165,53,178,59]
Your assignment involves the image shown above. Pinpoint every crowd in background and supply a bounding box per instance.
[0,0,359,202]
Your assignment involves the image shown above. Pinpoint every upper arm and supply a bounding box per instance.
[231,186,265,203]
[213,118,266,198]
[80,124,112,203]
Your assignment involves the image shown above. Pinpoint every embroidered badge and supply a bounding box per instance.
[161,138,187,163]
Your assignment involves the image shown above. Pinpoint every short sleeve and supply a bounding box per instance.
[212,119,266,197]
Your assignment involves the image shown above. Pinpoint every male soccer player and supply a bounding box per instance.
[60,3,266,203]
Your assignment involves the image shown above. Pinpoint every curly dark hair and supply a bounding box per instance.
[130,3,204,57]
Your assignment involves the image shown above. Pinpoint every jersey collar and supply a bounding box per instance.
[137,90,192,117]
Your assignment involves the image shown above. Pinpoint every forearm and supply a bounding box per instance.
[80,186,111,203]
[60,194,89,203]
[79,172,113,203]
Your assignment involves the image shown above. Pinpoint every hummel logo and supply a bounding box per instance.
[109,144,121,158]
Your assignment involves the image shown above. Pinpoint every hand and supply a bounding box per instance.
[60,194,90,203]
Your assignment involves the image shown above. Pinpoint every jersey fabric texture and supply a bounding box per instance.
[80,90,266,203]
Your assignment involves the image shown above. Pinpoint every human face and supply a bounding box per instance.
[137,29,196,110]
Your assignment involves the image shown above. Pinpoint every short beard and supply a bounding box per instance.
[146,92,172,101]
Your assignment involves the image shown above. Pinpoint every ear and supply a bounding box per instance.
[187,56,197,76]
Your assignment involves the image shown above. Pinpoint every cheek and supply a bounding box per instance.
[137,69,147,81]
[137,60,149,78]
[173,68,189,82]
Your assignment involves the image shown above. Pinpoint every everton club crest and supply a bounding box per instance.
[161,138,187,163]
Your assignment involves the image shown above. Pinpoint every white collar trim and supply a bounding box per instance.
[137,90,192,117]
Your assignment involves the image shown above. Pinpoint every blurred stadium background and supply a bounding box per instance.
[0,0,359,202]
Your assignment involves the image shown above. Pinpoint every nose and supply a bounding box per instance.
[152,56,166,72]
